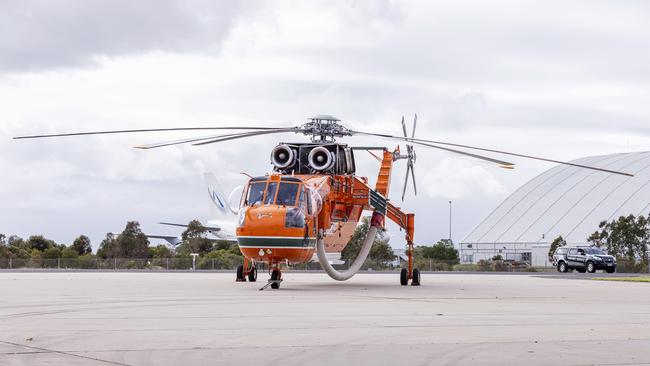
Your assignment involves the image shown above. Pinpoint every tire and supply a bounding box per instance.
[558,261,568,273]
[247,267,257,282]
[400,268,408,286]
[411,268,421,286]
[236,265,245,281]
[586,261,596,273]
[606,267,616,274]
[270,269,281,289]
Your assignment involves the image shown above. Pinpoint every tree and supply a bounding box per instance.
[43,247,61,260]
[97,233,116,259]
[588,214,648,263]
[548,235,566,260]
[8,235,25,247]
[115,221,150,258]
[178,220,214,255]
[72,235,92,255]
[417,240,460,263]
[96,222,150,258]
[0,233,6,246]
[61,247,79,260]
[149,244,172,258]
[341,218,395,269]
[27,235,56,252]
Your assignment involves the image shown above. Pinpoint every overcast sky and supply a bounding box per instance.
[1,0,649,250]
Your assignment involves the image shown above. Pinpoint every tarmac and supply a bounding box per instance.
[1,271,649,366]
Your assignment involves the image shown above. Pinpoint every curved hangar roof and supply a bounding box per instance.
[463,151,650,245]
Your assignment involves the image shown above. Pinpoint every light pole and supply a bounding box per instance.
[448,200,452,242]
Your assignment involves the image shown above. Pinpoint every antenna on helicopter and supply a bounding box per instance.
[394,115,418,201]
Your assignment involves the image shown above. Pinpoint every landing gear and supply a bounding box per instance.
[259,267,283,291]
[236,258,257,282]
[400,267,421,286]
[400,238,422,286]
[270,269,282,289]
[248,267,258,282]
[236,265,246,282]
[412,268,421,286]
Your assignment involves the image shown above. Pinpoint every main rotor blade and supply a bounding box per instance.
[351,130,634,177]
[410,140,515,167]
[192,128,303,146]
[13,126,293,140]
[401,116,408,138]
[134,132,251,149]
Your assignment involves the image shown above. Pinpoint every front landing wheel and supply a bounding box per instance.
[400,268,408,286]
[236,265,246,282]
[411,268,421,286]
[247,267,258,282]
[270,269,281,289]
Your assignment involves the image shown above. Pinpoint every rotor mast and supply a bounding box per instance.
[300,115,352,142]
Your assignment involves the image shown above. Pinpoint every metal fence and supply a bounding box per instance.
[0,257,461,272]
[0,258,401,271]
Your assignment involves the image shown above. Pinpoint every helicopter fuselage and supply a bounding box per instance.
[236,173,370,265]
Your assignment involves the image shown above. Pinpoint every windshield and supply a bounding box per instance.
[264,182,278,205]
[246,182,266,206]
[585,247,606,255]
[276,182,299,206]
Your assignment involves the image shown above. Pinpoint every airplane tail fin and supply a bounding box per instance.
[204,172,235,219]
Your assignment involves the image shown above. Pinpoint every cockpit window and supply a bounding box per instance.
[277,182,299,206]
[246,182,266,206]
[264,182,278,205]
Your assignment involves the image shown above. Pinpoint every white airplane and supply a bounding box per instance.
[147,172,238,248]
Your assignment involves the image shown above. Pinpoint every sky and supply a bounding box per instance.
[1,0,650,251]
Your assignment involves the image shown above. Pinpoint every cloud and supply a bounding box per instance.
[2,0,650,247]
[0,0,262,72]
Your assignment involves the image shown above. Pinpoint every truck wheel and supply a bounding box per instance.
[606,267,616,274]
[558,262,568,273]
[586,261,596,273]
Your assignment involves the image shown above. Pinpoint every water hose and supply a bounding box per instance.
[316,225,378,281]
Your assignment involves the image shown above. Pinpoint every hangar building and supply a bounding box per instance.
[460,151,650,266]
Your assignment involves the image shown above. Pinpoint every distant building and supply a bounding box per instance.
[461,151,650,266]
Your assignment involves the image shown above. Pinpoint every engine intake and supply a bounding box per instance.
[308,146,335,171]
[271,144,295,169]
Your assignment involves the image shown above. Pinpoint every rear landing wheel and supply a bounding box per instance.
[270,269,281,289]
[248,267,258,282]
[411,268,421,286]
[236,265,246,282]
[400,268,408,286]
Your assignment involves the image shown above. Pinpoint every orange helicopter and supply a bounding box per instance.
[14,114,633,289]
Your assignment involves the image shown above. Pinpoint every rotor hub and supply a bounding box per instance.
[299,115,352,142]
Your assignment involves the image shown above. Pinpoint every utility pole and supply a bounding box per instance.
[448,200,452,242]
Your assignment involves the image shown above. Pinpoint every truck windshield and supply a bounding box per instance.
[585,247,605,255]
[276,182,299,206]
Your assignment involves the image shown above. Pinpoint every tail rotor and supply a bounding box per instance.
[398,114,417,201]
